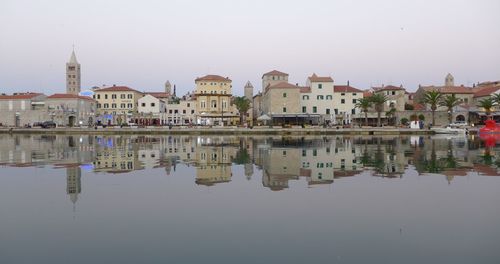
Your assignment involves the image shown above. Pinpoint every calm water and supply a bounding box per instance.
[0,134,499,264]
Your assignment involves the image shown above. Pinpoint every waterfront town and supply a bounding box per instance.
[1,50,499,129]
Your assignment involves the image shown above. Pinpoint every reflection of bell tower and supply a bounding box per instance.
[66,167,82,205]
[244,163,253,180]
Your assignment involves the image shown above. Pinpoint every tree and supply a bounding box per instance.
[491,93,500,105]
[477,97,495,119]
[233,96,251,125]
[420,90,442,126]
[369,93,388,127]
[385,107,396,126]
[400,117,409,126]
[404,103,414,110]
[439,94,461,124]
[355,97,372,126]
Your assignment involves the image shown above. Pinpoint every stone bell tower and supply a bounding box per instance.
[66,50,81,95]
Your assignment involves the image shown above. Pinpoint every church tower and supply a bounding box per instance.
[66,167,81,205]
[165,80,172,94]
[445,73,454,86]
[244,81,254,102]
[66,50,81,95]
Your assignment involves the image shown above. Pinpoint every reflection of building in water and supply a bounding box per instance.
[66,167,81,205]
[93,136,142,174]
[0,134,95,166]
[194,137,238,186]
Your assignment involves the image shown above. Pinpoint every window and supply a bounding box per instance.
[187,103,190,107]
[97,94,101,99]
[120,94,125,99]
[128,94,133,99]
[351,109,356,114]
[392,91,396,95]
[313,106,317,113]
[201,101,206,108]
[104,103,109,108]
[326,95,332,100]
[283,92,287,98]
[169,110,173,114]
[326,109,330,114]
[191,110,195,114]
[97,103,101,108]
[151,103,155,107]
[111,103,116,108]
[127,103,133,108]
[283,107,287,113]
[334,109,338,115]
[317,95,324,100]
[353,93,357,96]
[352,99,357,104]
[112,94,117,99]
[141,103,146,107]
[341,93,345,96]
[313,150,317,156]
[121,103,126,108]
[302,150,306,157]
[341,99,345,104]
[105,94,108,99]
[302,106,307,113]
[318,84,323,89]
[183,110,186,114]
[211,100,217,108]
[302,95,309,100]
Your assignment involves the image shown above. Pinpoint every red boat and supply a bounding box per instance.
[479,119,500,134]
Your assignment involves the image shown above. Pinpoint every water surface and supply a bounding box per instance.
[0,134,499,263]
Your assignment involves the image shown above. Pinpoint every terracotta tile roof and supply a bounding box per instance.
[267,82,300,89]
[95,86,141,93]
[373,85,405,92]
[0,93,44,100]
[334,85,363,93]
[146,92,171,98]
[262,70,289,78]
[299,86,311,93]
[363,91,373,97]
[47,93,95,101]
[421,85,474,94]
[195,75,231,82]
[308,73,333,82]
[413,103,426,110]
[473,86,500,98]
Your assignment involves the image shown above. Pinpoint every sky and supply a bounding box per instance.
[0,0,499,96]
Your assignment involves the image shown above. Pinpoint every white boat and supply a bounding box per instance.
[431,125,467,134]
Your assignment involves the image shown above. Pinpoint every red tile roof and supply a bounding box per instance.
[267,82,300,89]
[95,86,141,93]
[47,93,95,101]
[0,93,43,100]
[308,73,333,82]
[473,86,500,98]
[421,85,474,94]
[374,85,405,92]
[146,92,171,98]
[363,91,373,97]
[262,70,289,78]
[195,75,231,82]
[299,86,311,93]
[334,85,363,93]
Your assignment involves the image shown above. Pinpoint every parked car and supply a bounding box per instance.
[41,121,57,128]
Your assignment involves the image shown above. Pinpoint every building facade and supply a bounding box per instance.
[0,93,48,127]
[93,86,143,125]
[46,94,96,127]
[194,75,237,126]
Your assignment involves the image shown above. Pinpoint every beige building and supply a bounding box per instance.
[93,86,143,125]
[300,73,335,123]
[0,93,47,127]
[46,94,96,127]
[194,75,238,126]
[372,85,407,112]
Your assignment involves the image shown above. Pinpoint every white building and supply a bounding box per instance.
[300,73,335,123]
[333,84,364,125]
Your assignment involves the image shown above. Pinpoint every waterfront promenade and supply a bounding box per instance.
[0,126,437,135]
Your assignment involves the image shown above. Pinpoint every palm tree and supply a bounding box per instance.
[439,94,461,124]
[491,93,500,105]
[477,97,495,120]
[369,93,387,127]
[355,97,372,126]
[420,90,442,126]
[385,107,396,126]
[233,96,251,125]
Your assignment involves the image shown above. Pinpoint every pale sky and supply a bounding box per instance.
[0,0,499,96]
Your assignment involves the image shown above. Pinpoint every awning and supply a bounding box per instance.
[257,114,271,121]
